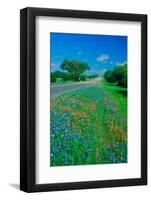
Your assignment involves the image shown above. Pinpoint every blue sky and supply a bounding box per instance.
[50,33,127,76]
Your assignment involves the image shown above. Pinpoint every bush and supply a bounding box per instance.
[103,64,127,88]
[53,70,73,82]
[104,70,116,83]
[51,73,56,83]
[79,75,86,81]
[62,72,73,81]
[114,65,127,87]
[53,71,64,78]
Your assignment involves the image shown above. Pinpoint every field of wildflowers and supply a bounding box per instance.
[50,81,127,166]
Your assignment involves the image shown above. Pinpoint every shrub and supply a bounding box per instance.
[104,70,116,83]
[62,72,73,81]
[79,75,86,81]
[51,73,56,83]
[103,64,127,88]
[114,65,127,87]
[53,71,73,82]
[53,70,64,78]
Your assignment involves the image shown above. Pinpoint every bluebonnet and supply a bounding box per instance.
[50,108,93,166]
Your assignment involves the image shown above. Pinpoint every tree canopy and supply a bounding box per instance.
[103,70,116,83]
[51,72,56,83]
[60,59,90,81]
[114,64,127,87]
[104,64,127,88]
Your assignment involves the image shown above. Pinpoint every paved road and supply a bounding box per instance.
[51,79,100,97]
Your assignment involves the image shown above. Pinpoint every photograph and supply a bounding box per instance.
[20,7,147,192]
[50,32,128,167]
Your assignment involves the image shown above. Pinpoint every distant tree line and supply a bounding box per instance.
[104,64,127,88]
[51,59,98,83]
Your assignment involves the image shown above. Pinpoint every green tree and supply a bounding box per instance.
[53,70,64,78]
[104,70,116,83]
[60,59,90,81]
[62,72,73,81]
[51,72,56,83]
[79,75,86,81]
[104,64,127,88]
[114,64,127,87]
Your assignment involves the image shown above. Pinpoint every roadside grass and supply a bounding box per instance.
[101,80,127,131]
[50,80,127,166]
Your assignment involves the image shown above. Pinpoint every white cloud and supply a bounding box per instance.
[96,54,109,62]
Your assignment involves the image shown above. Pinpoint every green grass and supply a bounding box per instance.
[50,80,127,166]
[102,81,127,113]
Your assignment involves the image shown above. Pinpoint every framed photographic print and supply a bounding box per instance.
[20,7,147,192]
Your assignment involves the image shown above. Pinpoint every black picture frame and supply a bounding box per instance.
[20,7,147,192]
